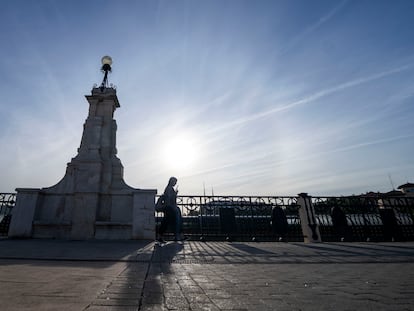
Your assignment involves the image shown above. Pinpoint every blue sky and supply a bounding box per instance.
[0,0,413,196]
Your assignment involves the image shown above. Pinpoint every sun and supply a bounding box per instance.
[162,134,198,171]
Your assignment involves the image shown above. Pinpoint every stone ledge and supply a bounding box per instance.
[95,222,132,239]
[33,220,71,226]
[95,222,132,227]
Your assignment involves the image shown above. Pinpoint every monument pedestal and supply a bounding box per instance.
[9,87,156,240]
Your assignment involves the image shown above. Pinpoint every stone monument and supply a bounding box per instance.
[9,56,157,240]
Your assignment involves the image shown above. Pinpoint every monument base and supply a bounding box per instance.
[9,188,156,240]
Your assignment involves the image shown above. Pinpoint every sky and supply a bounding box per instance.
[0,0,413,196]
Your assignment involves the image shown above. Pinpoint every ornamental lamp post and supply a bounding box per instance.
[100,55,113,91]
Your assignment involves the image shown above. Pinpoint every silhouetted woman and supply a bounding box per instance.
[157,177,184,242]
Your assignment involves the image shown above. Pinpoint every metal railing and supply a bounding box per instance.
[0,193,16,236]
[156,195,302,241]
[312,196,414,242]
[156,195,414,242]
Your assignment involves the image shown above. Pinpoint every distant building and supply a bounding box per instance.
[384,189,406,197]
[397,183,414,196]
[359,182,414,198]
[355,182,414,209]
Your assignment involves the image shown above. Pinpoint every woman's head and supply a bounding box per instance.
[168,177,177,186]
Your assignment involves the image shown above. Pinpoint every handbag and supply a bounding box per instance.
[155,194,167,212]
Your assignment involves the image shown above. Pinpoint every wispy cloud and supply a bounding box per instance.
[278,0,349,55]
[209,62,414,133]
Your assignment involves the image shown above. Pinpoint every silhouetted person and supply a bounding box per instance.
[271,206,288,241]
[157,177,185,242]
[331,206,349,241]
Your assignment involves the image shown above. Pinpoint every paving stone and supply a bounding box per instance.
[86,306,138,311]
[140,304,166,311]
[164,296,190,308]
[188,303,221,311]
[92,298,140,307]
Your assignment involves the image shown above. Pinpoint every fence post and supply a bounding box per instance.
[297,193,322,243]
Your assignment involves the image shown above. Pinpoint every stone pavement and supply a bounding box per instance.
[0,239,413,310]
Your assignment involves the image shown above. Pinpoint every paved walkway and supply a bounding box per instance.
[0,239,413,310]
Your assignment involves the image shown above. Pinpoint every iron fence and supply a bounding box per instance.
[156,195,302,241]
[0,193,16,236]
[312,196,414,242]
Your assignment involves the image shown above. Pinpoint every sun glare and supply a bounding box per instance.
[162,134,198,171]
